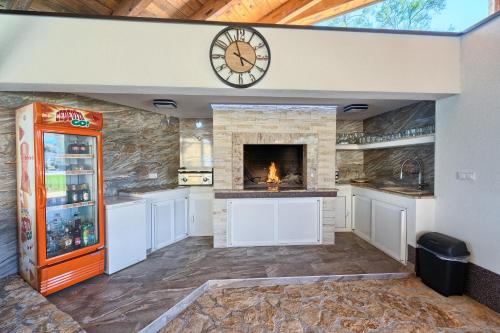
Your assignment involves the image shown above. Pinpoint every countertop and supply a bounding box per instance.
[214,189,337,199]
[104,196,145,207]
[118,185,188,196]
[337,182,434,199]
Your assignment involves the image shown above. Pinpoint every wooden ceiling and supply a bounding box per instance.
[2,0,381,25]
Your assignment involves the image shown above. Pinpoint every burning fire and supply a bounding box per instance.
[266,162,280,184]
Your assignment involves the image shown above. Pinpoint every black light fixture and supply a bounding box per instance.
[153,99,177,109]
[343,104,369,113]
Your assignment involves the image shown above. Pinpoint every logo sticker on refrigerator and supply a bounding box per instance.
[55,110,90,128]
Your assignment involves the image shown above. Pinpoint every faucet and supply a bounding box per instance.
[399,158,424,189]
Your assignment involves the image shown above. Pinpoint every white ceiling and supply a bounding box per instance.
[83,92,423,120]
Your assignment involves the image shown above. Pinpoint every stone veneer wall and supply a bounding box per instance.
[212,105,337,247]
[0,92,180,278]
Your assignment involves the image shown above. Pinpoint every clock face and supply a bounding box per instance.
[210,26,270,88]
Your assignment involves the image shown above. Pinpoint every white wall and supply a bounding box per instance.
[435,16,500,274]
[0,13,460,96]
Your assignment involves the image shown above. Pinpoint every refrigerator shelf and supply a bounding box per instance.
[54,154,94,159]
[46,191,66,198]
[46,200,95,212]
[45,170,94,176]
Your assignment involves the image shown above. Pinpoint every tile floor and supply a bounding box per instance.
[48,233,410,333]
[160,277,500,333]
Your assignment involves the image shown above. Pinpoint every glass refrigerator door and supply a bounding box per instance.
[43,132,99,259]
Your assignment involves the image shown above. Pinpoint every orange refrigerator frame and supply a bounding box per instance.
[16,102,105,296]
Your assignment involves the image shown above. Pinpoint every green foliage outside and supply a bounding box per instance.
[323,0,454,31]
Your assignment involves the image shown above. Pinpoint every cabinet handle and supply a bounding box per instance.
[400,210,407,263]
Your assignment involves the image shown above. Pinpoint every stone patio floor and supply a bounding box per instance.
[0,275,83,333]
[160,277,500,333]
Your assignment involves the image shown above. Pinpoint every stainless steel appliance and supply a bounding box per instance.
[178,168,213,186]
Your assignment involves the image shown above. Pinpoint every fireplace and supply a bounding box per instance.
[243,144,307,190]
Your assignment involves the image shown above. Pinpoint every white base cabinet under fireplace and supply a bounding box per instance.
[228,198,322,247]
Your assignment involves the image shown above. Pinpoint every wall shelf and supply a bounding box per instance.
[336,135,435,151]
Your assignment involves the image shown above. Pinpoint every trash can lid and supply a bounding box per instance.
[417,232,470,258]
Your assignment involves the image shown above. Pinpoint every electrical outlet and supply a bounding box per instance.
[456,171,476,181]
[148,172,158,179]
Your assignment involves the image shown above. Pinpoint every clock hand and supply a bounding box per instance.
[232,52,253,66]
[235,41,244,66]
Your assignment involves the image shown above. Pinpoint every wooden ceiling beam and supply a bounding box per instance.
[113,0,154,16]
[6,0,33,10]
[259,0,322,24]
[190,0,237,21]
[286,0,381,25]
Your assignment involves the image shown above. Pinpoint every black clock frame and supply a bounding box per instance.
[209,26,271,89]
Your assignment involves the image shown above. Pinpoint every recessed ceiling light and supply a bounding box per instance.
[153,99,177,109]
[343,104,368,113]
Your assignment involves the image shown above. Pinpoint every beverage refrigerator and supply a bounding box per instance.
[16,102,105,296]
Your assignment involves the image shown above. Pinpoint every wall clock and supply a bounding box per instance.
[210,26,271,88]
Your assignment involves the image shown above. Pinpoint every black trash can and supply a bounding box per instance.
[416,232,470,296]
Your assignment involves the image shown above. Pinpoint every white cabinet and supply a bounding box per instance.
[152,200,174,249]
[174,197,188,240]
[120,187,189,252]
[335,185,353,232]
[278,199,320,244]
[229,199,277,246]
[105,198,147,274]
[353,194,372,242]
[371,200,406,262]
[335,196,347,229]
[152,197,188,249]
[352,193,407,262]
[189,188,213,236]
[228,198,321,247]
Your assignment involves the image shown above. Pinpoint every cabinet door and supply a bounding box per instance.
[105,202,147,274]
[278,199,320,244]
[152,200,174,249]
[189,194,213,236]
[372,200,407,262]
[353,194,371,242]
[229,199,277,246]
[174,197,188,240]
[335,196,347,230]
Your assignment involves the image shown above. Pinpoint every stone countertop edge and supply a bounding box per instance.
[104,196,146,207]
[339,183,435,199]
[118,185,189,196]
[214,189,337,199]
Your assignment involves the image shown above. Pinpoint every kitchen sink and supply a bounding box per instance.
[379,186,433,196]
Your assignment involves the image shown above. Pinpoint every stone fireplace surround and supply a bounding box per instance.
[212,104,338,248]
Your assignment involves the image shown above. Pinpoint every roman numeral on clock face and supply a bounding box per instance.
[215,39,228,50]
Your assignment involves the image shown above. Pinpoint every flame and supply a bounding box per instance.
[266,162,280,184]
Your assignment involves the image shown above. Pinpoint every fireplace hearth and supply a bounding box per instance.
[244,144,306,190]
